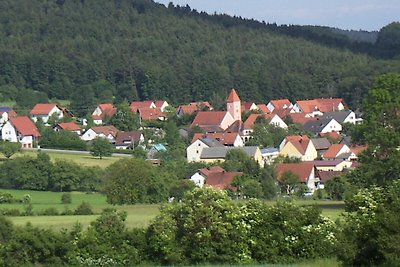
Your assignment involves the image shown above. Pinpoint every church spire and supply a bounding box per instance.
[226,88,241,121]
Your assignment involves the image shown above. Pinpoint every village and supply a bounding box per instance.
[0,88,366,196]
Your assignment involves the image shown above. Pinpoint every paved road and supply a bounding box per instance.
[22,147,133,157]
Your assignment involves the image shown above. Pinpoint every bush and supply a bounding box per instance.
[0,208,21,216]
[61,193,72,204]
[0,192,18,203]
[74,202,94,215]
[39,207,60,216]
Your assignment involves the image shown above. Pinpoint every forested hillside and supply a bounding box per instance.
[0,0,399,115]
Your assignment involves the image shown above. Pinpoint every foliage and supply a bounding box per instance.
[74,202,94,215]
[102,158,170,204]
[347,73,400,187]
[0,0,397,111]
[90,137,113,159]
[247,123,287,148]
[61,193,72,204]
[337,182,400,266]
[39,129,87,151]
[0,141,21,159]
[279,171,301,195]
[325,175,352,200]
[0,154,103,192]
[109,101,140,131]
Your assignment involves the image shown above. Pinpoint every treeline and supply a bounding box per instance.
[0,0,399,114]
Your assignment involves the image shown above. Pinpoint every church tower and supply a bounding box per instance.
[226,88,241,121]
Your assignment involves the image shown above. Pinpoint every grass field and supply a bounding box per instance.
[1,189,161,230]
[1,189,345,231]
[5,150,123,168]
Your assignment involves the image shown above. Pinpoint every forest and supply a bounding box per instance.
[0,0,399,116]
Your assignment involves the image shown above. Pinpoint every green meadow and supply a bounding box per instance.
[0,189,344,231]
[6,149,124,168]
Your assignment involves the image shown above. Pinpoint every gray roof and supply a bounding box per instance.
[261,147,279,154]
[313,160,344,166]
[200,146,260,159]
[311,138,331,150]
[321,111,352,123]
[303,118,336,133]
[201,138,224,148]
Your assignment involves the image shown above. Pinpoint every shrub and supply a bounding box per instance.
[0,192,17,203]
[74,202,94,215]
[39,207,60,216]
[0,208,21,216]
[61,193,72,204]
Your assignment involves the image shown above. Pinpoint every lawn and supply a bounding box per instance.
[7,149,123,168]
[1,189,161,230]
[1,189,345,231]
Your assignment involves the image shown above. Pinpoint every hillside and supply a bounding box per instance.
[0,0,399,115]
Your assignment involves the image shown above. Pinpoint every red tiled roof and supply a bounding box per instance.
[56,122,81,131]
[319,131,341,140]
[91,125,118,137]
[198,166,225,177]
[287,113,317,125]
[205,171,243,190]
[257,104,269,113]
[30,103,58,115]
[138,107,166,121]
[191,111,228,128]
[285,135,311,155]
[243,113,280,129]
[226,88,241,102]
[191,132,240,146]
[154,100,167,108]
[130,101,155,112]
[9,116,41,137]
[224,120,243,133]
[349,145,368,155]
[295,98,344,113]
[96,104,117,120]
[269,99,292,110]
[277,162,315,183]
[323,144,347,159]
[242,102,256,112]
[177,102,213,115]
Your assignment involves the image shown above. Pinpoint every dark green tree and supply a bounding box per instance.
[90,137,113,159]
[0,141,21,159]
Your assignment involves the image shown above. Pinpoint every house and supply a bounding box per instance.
[53,122,82,135]
[0,107,17,124]
[130,101,156,112]
[242,102,259,113]
[1,116,41,148]
[317,170,345,189]
[115,131,144,149]
[81,125,118,142]
[191,132,244,147]
[279,135,318,161]
[311,138,331,157]
[147,143,167,159]
[285,113,318,126]
[187,138,224,162]
[154,100,169,112]
[138,107,166,121]
[176,101,213,116]
[303,118,342,135]
[276,162,317,193]
[190,166,225,188]
[313,160,352,171]
[256,104,269,114]
[261,147,280,165]
[191,111,234,132]
[267,99,293,113]
[323,144,351,160]
[190,88,242,132]
[30,103,63,123]
[291,98,345,116]
[242,113,287,142]
[320,110,359,125]
[92,103,117,125]
[189,166,242,190]
[199,146,264,167]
